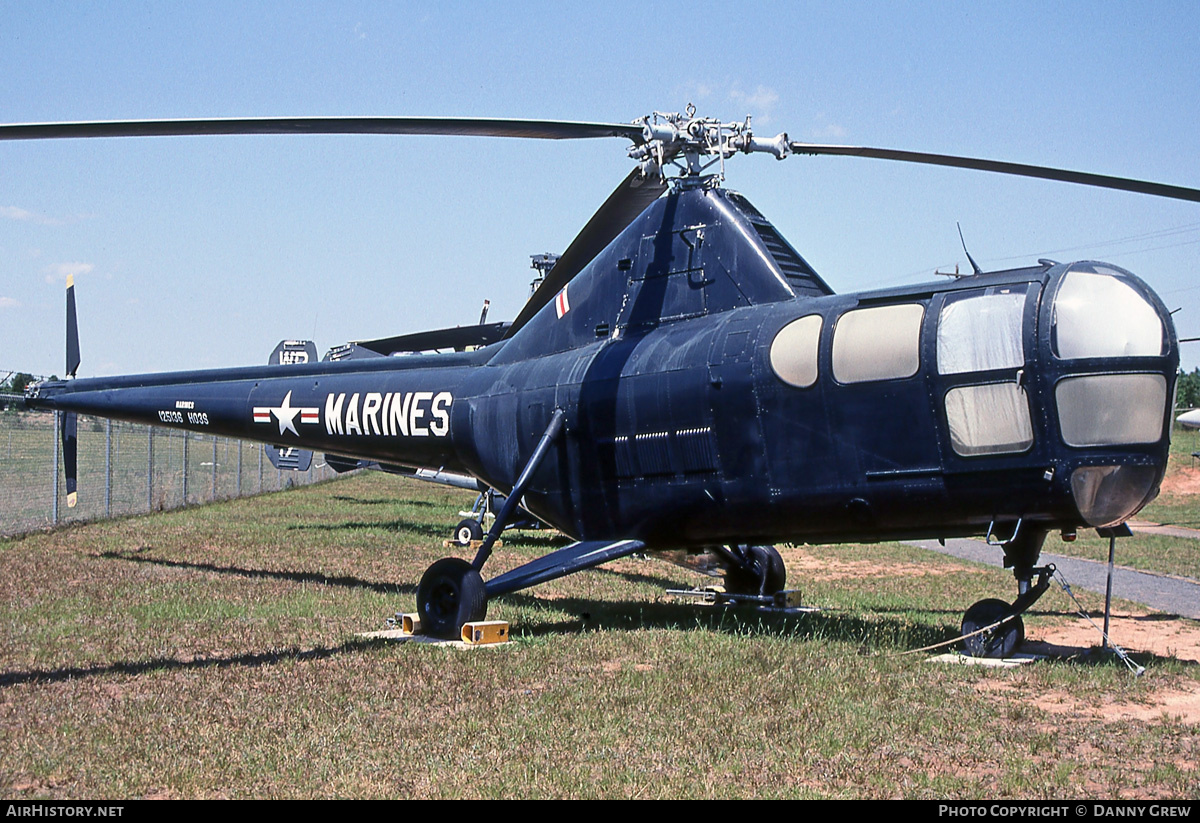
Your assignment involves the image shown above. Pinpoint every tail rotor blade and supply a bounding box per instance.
[66,274,80,378]
[60,411,78,508]
[62,274,80,507]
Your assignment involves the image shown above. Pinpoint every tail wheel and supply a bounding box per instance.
[961,598,1025,659]
[417,557,487,640]
[453,518,485,546]
[724,545,787,596]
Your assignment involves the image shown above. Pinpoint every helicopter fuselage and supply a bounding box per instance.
[27,187,1179,556]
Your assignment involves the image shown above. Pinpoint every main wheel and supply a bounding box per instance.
[724,545,787,596]
[417,557,487,640]
[453,518,485,546]
[961,598,1024,659]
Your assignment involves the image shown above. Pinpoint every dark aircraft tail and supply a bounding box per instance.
[263,341,317,471]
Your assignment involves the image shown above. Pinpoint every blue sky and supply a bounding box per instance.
[2,2,1198,377]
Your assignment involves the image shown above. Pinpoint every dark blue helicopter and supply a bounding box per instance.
[10,111,1196,652]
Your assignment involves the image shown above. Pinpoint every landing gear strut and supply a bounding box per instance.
[961,527,1053,658]
[416,409,566,639]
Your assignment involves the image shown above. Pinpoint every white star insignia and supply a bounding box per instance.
[271,390,302,437]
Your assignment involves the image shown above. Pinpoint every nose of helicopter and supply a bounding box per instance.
[1046,263,1178,526]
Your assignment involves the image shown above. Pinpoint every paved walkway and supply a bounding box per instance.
[910,538,1200,620]
[1129,519,1200,540]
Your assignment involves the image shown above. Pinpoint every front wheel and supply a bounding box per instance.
[417,557,487,640]
[961,598,1024,659]
[724,545,787,596]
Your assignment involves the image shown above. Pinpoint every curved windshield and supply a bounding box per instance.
[1053,269,1163,359]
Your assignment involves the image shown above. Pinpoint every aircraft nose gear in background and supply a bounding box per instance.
[961,526,1055,658]
[454,518,485,546]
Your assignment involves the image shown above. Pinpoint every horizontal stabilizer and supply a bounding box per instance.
[485,539,645,597]
[323,343,387,362]
[354,322,511,355]
[265,444,312,472]
[324,453,364,473]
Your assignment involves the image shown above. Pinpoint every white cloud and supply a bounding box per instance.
[43,262,94,284]
[808,113,847,140]
[811,122,847,139]
[728,85,780,123]
[1,205,59,225]
[0,296,18,308]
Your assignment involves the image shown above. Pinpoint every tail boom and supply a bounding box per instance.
[24,355,478,472]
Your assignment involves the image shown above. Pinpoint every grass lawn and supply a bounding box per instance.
[0,472,1196,799]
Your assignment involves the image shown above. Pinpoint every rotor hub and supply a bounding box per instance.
[628,105,791,185]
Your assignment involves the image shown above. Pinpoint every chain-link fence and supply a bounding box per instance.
[1,408,336,537]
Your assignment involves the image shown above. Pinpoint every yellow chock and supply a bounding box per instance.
[400,613,422,635]
[461,620,510,645]
[442,539,503,549]
[777,590,804,608]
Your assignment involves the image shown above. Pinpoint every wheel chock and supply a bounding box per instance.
[775,589,804,608]
[461,620,510,645]
[400,613,422,635]
[441,539,503,549]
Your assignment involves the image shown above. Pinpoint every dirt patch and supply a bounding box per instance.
[780,546,986,582]
[1038,685,1200,724]
[1030,611,1200,664]
[994,612,1200,726]
[976,676,1200,726]
[1160,465,1200,496]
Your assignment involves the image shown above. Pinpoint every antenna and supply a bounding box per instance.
[957,223,983,276]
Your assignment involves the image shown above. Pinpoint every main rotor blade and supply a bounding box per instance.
[791,142,1200,203]
[0,116,645,143]
[506,167,669,336]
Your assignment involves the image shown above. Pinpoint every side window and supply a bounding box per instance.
[937,291,1025,374]
[769,314,823,388]
[832,304,924,384]
[1056,374,1167,446]
[945,383,1034,456]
